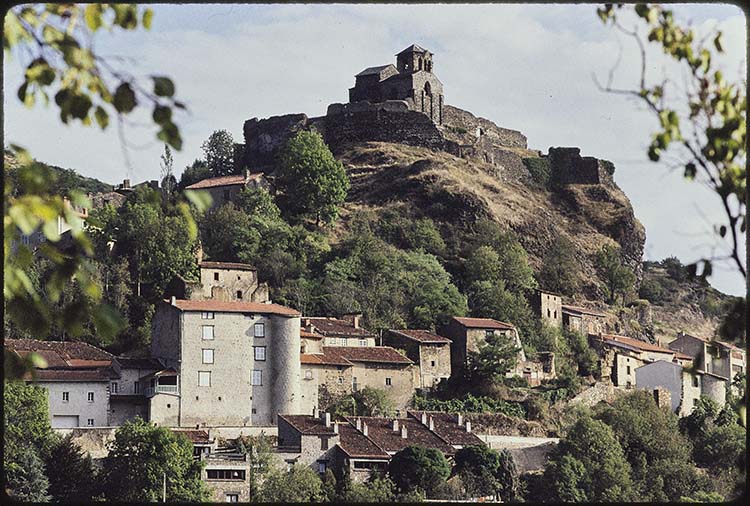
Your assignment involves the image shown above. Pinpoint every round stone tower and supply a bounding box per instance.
[270,314,301,419]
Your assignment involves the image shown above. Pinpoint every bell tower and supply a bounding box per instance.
[396,44,433,73]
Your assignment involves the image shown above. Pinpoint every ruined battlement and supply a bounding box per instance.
[547,147,613,186]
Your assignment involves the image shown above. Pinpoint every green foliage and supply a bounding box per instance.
[329,386,396,417]
[6,446,51,502]
[538,235,580,296]
[543,415,634,501]
[693,421,745,471]
[201,129,236,177]
[374,210,447,256]
[277,130,349,225]
[595,244,636,304]
[412,393,526,418]
[388,446,451,497]
[446,125,468,135]
[45,434,98,502]
[259,464,325,502]
[178,159,211,189]
[467,280,536,340]
[101,418,208,502]
[523,157,551,187]
[6,4,184,149]
[638,275,666,303]
[340,476,396,502]
[467,331,520,384]
[454,445,518,501]
[463,222,537,292]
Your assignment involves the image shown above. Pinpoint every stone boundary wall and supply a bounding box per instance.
[547,147,614,186]
[442,105,527,149]
[327,100,411,115]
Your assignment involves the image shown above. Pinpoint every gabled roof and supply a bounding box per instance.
[676,333,745,352]
[278,415,338,436]
[407,411,483,446]
[389,329,451,344]
[185,173,264,190]
[355,64,396,77]
[32,368,115,382]
[140,368,179,381]
[301,329,325,340]
[305,317,375,337]
[452,317,515,330]
[6,339,114,363]
[322,346,413,365]
[562,304,608,317]
[336,423,390,459]
[171,429,212,444]
[396,44,428,55]
[199,261,257,271]
[116,357,164,370]
[300,352,352,367]
[345,416,454,455]
[598,334,690,358]
[166,299,300,317]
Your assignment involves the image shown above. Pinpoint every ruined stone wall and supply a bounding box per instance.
[242,114,310,171]
[548,147,614,186]
[419,344,451,389]
[442,105,527,149]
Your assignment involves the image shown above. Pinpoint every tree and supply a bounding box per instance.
[466,331,520,384]
[201,129,236,177]
[340,476,396,502]
[179,159,211,189]
[277,130,349,225]
[388,446,451,497]
[467,279,535,339]
[543,415,634,501]
[453,445,518,501]
[101,418,208,502]
[258,464,325,502]
[538,235,580,296]
[595,244,636,304]
[45,434,98,502]
[160,144,177,202]
[329,387,396,417]
[6,446,51,502]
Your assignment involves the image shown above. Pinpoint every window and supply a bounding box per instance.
[214,272,219,281]
[385,377,392,386]
[87,392,95,402]
[254,347,266,361]
[305,370,313,380]
[252,408,257,414]
[547,309,551,318]
[202,325,215,340]
[431,360,436,368]
[321,437,329,450]
[339,337,347,346]
[111,382,118,393]
[692,375,699,387]
[338,377,344,384]
[251,370,262,386]
[202,349,215,364]
[318,461,327,474]
[87,419,94,426]
[207,469,246,481]
[236,290,243,300]
[626,366,631,375]
[359,339,367,346]
[554,310,557,319]
[254,323,265,337]
[62,392,69,402]
[202,311,214,319]
[199,371,211,387]
[226,494,239,503]
[134,382,140,394]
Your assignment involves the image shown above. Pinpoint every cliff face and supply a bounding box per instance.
[241,104,646,302]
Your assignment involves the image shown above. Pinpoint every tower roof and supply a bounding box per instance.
[396,44,429,56]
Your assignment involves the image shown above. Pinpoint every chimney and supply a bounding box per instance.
[362,422,368,437]
[356,418,361,431]
[465,421,472,433]
[333,423,339,434]
[455,413,463,426]
[392,419,399,432]
[123,178,131,189]
[429,416,435,431]
[401,425,408,439]
[324,412,331,427]
[170,296,177,306]
[421,412,427,424]
[313,406,319,418]
[342,313,362,329]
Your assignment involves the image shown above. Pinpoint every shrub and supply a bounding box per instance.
[600,159,616,176]
[523,157,552,187]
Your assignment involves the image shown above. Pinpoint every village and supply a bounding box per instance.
[5,26,746,504]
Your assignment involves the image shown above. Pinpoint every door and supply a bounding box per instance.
[52,415,79,428]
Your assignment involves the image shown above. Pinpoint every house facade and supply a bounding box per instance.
[530,289,563,328]
[184,170,268,210]
[150,298,301,427]
[384,329,452,389]
[668,332,746,384]
[562,304,608,334]
[303,315,378,347]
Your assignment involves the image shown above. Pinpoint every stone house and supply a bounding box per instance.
[109,357,163,426]
[17,196,88,253]
[349,44,445,124]
[383,329,452,389]
[303,315,378,347]
[562,304,608,334]
[184,170,268,210]
[668,332,746,386]
[635,360,728,416]
[166,260,270,304]
[439,317,555,386]
[589,333,693,388]
[530,289,563,328]
[201,452,252,503]
[277,412,340,475]
[150,298,301,427]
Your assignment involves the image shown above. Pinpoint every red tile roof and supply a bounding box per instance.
[407,411,484,446]
[300,353,352,366]
[167,299,300,317]
[301,329,325,339]
[600,334,683,356]
[185,173,264,190]
[171,429,212,444]
[279,415,338,435]
[337,423,390,458]
[199,261,257,271]
[453,317,515,330]
[322,346,413,365]
[389,329,451,344]
[345,416,454,455]
[562,305,608,317]
[32,368,114,382]
[305,317,375,337]
[6,339,114,362]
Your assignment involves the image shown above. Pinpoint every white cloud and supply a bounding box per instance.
[3,3,746,295]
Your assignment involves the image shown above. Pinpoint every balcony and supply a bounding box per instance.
[145,384,179,397]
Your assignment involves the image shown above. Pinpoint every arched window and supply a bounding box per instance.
[418,58,423,70]
[424,81,432,96]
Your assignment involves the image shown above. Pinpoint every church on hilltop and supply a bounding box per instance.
[349,44,445,124]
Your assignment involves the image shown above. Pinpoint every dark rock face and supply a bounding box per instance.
[242,114,310,172]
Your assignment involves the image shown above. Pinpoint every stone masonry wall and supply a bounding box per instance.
[442,105,527,148]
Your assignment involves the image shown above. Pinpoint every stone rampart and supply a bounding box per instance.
[548,147,613,186]
[242,113,310,171]
[442,105,527,149]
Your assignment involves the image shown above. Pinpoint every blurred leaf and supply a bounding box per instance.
[113,82,136,113]
[92,304,126,340]
[184,189,213,213]
[152,76,175,97]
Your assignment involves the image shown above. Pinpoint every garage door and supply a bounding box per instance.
[52,415,79,428]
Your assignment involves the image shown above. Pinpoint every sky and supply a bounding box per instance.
[3,3,747,296]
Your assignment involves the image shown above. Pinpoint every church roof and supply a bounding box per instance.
[396,44,429,55]
[355,64,396,77]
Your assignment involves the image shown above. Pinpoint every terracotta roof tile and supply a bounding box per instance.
[389,329,451,344]
[600,334,680,355]
[185,173,263,190]
[279,415,338,435]
[345,416,454,455]
[322,346,413,365]
[453,317,515,330]
[337,423,390,458]
[305,317,375,337]
[407,411,483,446]
[301,329,325,339]
[199,261,257,271]
[171,429,212,444]
[6,339,114,362]
[300,353,352,366]
[562,305,608,317]
[31,368,114,382]
[167,299,300,317]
